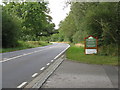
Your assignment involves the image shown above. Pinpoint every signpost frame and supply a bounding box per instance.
[84,35,98,54]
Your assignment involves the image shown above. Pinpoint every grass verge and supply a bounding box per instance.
[66,45,118,66]
[1,41,51,53]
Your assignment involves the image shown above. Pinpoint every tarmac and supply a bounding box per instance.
[41,59,118,88]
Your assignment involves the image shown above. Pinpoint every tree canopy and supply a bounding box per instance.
[57,2,119,45]
[2,2,55,47]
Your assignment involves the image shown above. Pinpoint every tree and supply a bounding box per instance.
[58,2,119,45]
[84,2,119,45]
[3,2,55,41]
[58,11,77,42]
[2,6,20,47]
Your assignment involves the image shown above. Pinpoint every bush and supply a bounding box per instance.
[2,8,20,48]
[98,44,118,56]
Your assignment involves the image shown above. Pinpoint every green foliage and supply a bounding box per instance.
[2,2,55,48]
[58,12,77,43]
[0,5,2,48]
[39,36,50,41]
[58,2,119,44]
[73,30,88,43]
[50,34,59,42]
[1,41,51,53]
[18,41,50,48]
[19,2,54,37]
[50,33,64,42]
[98,44,118,56]
[2,6,20,48]
[84,2,119,45]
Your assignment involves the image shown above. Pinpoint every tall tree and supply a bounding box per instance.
[2,6,20,47]
[58,2,119,45]
[3,2,55,41]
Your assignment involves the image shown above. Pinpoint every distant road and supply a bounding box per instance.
[2,43,70,88]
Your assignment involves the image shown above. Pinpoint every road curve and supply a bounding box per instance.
[2,43,70,88]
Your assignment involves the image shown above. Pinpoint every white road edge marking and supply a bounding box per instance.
[40,67,45,71]
[32,73,38,78]
[54,45,70,60]
[46,63,50,66]
[17,82,27,88]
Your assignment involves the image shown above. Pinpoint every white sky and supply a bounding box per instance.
[0,0,2,4]
[47,0,71,29]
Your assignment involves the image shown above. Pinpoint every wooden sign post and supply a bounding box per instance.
[84,35,98,54]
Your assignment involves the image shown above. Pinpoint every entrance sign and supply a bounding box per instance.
[85,49,97,54]
[84,35,98,54]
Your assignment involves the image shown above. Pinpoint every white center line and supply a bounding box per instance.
[34,51,38,53]
[32,73,38,78]
[27,53,32,55]
[1,45,69,63]
[46,63,50,66]
[3,55,23,62]
[51,60,54,62]
[23,53,27,55]
[1,47,51,63]
[3,58,7,60]
[40,67,45,71]
[17,82,27,88]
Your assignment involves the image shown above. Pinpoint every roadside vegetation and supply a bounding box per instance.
[66,45,118,66]
[51,2,119,65]
[2,2,56,52]
[1,41,51,53]
[50,2,119,56]
[1,2,119,65]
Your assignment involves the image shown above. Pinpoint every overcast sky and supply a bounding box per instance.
[47,0,71,29]
[0,0,2,4]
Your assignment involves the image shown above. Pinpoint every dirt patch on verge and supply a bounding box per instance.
[50,42,69,44]
[75,43,84,47]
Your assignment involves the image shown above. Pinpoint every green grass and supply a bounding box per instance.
[66,45,118,66]
[1,41,51,53]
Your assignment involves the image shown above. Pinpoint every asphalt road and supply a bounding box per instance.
[2,43,70,88]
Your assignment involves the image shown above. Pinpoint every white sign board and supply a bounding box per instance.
[85,49,97,54]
